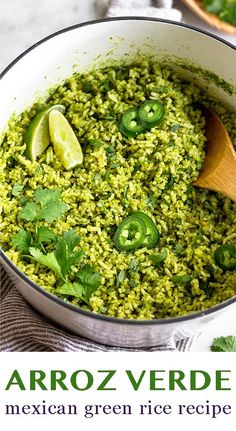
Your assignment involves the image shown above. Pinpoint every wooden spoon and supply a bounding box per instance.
[193,108,236,201]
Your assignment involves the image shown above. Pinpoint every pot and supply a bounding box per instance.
[0,18,235,348]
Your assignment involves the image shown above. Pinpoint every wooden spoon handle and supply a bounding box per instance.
[194,145,236,201]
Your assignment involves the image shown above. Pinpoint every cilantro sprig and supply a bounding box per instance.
[12,189,68,254]
[210,336,236,352]
[11,187,101,304]
[20,189,69,223]
[28,229,85,281]
[56,264,101,305]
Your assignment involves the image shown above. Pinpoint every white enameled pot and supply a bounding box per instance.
[0,18,235,348]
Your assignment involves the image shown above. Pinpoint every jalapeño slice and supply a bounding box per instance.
[214,245,236,271]
[114,215,147,251]
[131,211,160,248]
[119,108,145,138]
[138,100,164,129]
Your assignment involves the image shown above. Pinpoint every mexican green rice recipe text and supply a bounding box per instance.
[1,61,236,320]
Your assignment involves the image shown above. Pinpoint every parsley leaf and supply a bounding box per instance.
[29,247,63,279]
[11,229,32,253]
[210,336,236,352]
[55,229,84,277]
[20,189,69,223]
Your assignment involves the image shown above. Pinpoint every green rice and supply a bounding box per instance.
[0,60,235,320]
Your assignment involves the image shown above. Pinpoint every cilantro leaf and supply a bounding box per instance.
[12,229,32,253]
[56,282,85,300]
[172,274,192,284]
[55,229,84,277]
[210,336,236,352]
[29,247,63,279]
[34,189,69,223]
[19,188,69,223]
[12,184,24,197]
[20,202,38,222]
[34,188,61,205]
[37,227,57,244]
[56,264,101,305]
[76,264,101,303]
[149,250,167,268]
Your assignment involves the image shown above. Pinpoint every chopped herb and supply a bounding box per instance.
[149,250,167,268]
[106,146,116,154]
[116,67,128,81]
[122,186,129,207]
[94,173,101,182]
[132,163,141,174]
[203,201,212,210]
[173,243,185,256]
[171,124,180,132]
[175,217,182,226]
[165,174,175,190]
[172,274,191,284]
[187,185,195,194]
[129,279,138,288]
[12,184,24,197]
[128,259,140,271]
[210,336,236,352]
[102,78,113,93]
[110,162,120,169]
[82,81,93,93]
[151,86,168,94]
[116,270,126,287]
[186,199,193,206]
[198,278,213,298]
[145,195,158,209]
[88,138,103,148]
[103,110,117,120]
[102,171,110,181]
[193,229,204,245]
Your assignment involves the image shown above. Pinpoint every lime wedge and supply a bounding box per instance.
[24,104,65,161]
[49,110,83,170]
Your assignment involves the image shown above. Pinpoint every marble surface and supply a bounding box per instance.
[0,0,235,73]
[0,0,235,351]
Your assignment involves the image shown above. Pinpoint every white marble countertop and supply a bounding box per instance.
[0,0,235,351]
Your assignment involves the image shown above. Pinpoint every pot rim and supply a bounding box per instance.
[0,17,235,326]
